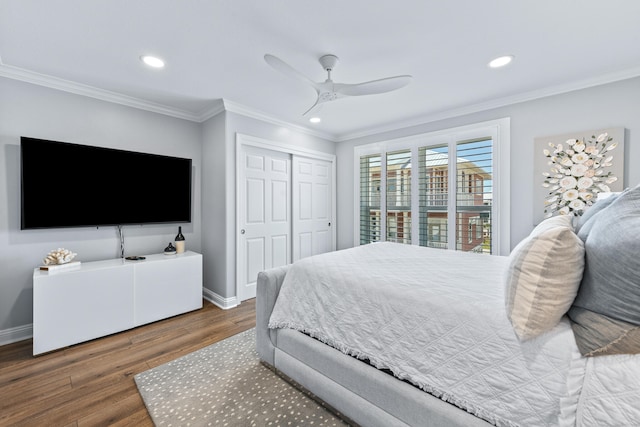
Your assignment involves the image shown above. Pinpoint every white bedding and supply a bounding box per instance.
[268,242,640,426]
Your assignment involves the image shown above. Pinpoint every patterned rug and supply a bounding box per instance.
[135,328,350,426]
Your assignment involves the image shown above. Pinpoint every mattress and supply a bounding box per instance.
[269,243,596,426]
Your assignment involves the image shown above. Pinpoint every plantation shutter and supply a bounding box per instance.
[356,119,505,254]
[419,145,449,249]
[386,149,412,244]
[359,154,382,244]
[455,138,493,253]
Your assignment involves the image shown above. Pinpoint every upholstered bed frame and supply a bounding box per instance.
[256,265,490,427]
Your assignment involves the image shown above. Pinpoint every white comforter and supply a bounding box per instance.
[268,242,640,427]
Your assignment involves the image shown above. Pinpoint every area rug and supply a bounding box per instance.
[135,328,350,426]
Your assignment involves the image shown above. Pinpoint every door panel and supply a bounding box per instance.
[246,179,265,223]
[271,234,288,268]
[238,146,291,301]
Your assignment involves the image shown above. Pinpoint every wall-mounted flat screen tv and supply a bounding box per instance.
[20,137,192,229]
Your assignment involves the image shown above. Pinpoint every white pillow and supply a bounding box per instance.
[505,215,585,340]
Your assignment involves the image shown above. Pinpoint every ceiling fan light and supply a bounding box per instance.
[141,55,165,69]
[488,55,514,68]
[309,117,321,123]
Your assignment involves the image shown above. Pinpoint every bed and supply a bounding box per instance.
[257,186,640,426]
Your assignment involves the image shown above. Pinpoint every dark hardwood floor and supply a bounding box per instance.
[0,299,256,426]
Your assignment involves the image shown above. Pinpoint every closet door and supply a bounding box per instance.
[292,156,334,261]
[237,146,291,301]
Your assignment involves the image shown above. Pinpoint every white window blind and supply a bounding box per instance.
[455,138,493,253]
[355,118,509,255]
[359,154,381,245]
[386,149,412,244]
[419,145,449,249]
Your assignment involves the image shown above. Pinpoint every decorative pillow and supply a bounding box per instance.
[505,215,585,340]
[568,307,640,356]
[574,190,624,237]
[569,184,640,356]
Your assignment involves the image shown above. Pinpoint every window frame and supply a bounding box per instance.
[353,118,510,256]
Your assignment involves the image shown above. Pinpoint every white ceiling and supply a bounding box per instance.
[1,1,640,141]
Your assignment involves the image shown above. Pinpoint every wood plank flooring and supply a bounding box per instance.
[0,299,256,426]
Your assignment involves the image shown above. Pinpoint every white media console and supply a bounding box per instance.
[33,251,203,355]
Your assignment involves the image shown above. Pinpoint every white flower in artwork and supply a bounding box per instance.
[570,199,586,210]
[573,141,586,153]
[570,164,588,177]
[542,132,618,217]
[577,177,594,189]
[560,176,577,188]
[571,153,589,163]
[560,157,574,167]
[579,191,593,201]
[562,189,579,201]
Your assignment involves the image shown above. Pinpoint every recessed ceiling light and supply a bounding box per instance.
[488,55,514,68]
[140,55,165,69]
[309,117,321,124]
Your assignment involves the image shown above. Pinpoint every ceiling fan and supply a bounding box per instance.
[264,53,413,117]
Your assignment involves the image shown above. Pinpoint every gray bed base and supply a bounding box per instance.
[256,265,491,427]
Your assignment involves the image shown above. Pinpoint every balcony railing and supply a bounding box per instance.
[365,192,489,208]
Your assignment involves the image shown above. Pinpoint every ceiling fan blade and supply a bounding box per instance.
[264,54,320,90]
[337,75,413,97]
[302,98,325,117]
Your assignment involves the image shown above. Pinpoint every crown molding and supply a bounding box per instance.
[0,59,334,140]
[220,99,337,141]
[0,60,206,122]
[195,100,226,121]
[336,66,640,142]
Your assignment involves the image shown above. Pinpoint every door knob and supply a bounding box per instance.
[240,229,246,234]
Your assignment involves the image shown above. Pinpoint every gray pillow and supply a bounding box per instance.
[569,184,640,356]
[575,191,624,237]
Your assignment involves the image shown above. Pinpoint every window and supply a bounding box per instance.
[355,118,510,255]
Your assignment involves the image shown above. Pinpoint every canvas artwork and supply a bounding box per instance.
[533,127,625,225]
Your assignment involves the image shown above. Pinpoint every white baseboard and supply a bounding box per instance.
[203,287,238,310]
[0,323,33,347]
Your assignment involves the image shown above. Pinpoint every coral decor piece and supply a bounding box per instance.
[542,132,618,218]
[42,248,77,265]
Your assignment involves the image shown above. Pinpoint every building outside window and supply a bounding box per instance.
[355,118,510,256]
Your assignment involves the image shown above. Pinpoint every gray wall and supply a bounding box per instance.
[200,110,335,301]
[0,77,202,334]
[336,76,640,251]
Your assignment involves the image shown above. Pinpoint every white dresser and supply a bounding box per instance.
[33,251,203,355]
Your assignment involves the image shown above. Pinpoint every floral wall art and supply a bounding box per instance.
[533,127,625,225]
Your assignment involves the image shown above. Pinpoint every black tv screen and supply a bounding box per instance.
[20,137,192,229]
